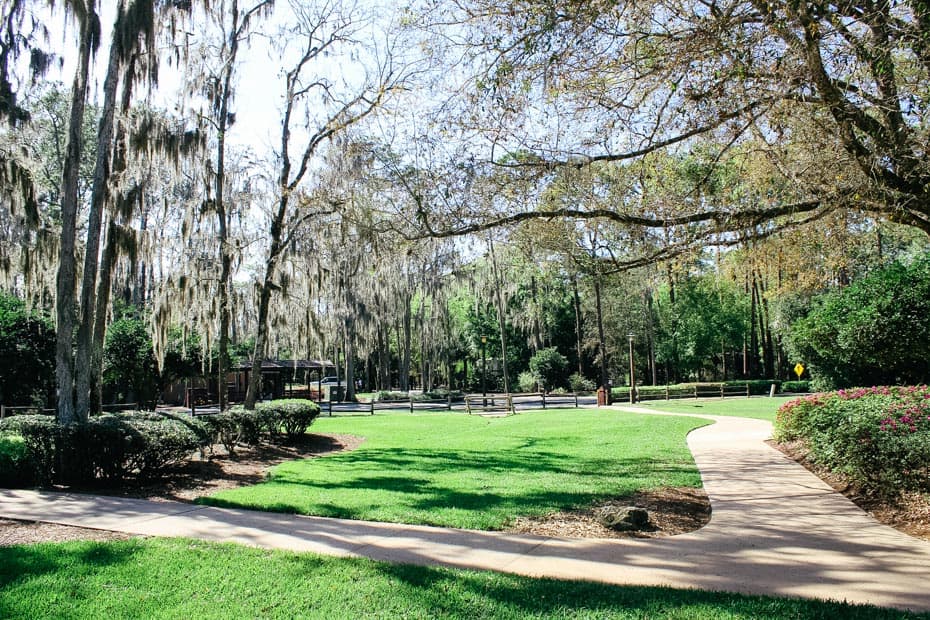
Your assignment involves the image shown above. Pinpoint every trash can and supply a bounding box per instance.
[597,386,607,407]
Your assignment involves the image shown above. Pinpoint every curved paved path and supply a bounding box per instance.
[2,406,930,612]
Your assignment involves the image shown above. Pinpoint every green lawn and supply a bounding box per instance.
[633,396,794,421]
[1,537,922,620]
[200,409,706,529]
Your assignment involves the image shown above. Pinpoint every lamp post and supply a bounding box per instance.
[481,335,488,406]
[628,333,636,404]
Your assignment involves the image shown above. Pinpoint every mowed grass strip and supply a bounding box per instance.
[1,538,923,620]
[200,409,706,529]
[634,397,793,421]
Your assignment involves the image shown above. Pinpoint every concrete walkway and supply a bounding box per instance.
[2,406,930,612]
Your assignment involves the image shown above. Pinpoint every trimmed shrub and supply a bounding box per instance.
[419,389,464,402]
[0,415,57,485]
[256,399,320,439]
[517,371,538,393]
[228,407,265,445]
[0,412,208,484]
[782,380,811,393]
[199,412,241,454]
[568,373,596,394]
[775,386,930,493]
[374,391,409,402]
[0,435,33,487]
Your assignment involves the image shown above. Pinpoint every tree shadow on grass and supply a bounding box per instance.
[0,539,143,617]
[198,446,700,527]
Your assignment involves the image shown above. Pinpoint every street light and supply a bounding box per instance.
[628,333,636,404]
[481,335,488,406]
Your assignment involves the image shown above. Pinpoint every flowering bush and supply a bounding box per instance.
[774,385,930,493]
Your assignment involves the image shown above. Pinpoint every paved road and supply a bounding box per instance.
[2,406,929,612]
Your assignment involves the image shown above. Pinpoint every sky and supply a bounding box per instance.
[38,0,402,160]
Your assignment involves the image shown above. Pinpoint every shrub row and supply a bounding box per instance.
[0,399,321,486]
[774,385,930,494]
[781,380,811,393]
[0,411,209,485]
[373,390,464,402]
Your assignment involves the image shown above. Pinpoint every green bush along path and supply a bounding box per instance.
[1,537,921,620]
[200,409,706,530]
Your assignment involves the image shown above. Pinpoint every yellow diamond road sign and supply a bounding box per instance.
[794,363,805,379]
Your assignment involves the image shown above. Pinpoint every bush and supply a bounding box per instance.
[782,380,811,393]
[0,415,58,485]
[0,412,208,484]
[228,407,266,445]
[788,258,930,389]
[569,373,596,394]
[774,386,930,494]
[528,347,569,391]
[374,391,409,402]
[199,412,240,454]
[0,292,55,408]
[411,389,464,402]
[517,371,538,393]
[0,435,33,487]
[256,399,320,439]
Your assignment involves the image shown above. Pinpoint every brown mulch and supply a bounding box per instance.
[507,487,711,539]
[771,439,930,542]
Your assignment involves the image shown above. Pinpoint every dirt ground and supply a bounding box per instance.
[1,433,926,546]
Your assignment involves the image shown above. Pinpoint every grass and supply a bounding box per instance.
[1,537,924,619]
[633,396,794,421]
[200,408,706,529]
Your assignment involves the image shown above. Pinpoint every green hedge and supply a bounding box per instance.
[774,386,930,493]
[781,380,811,393]
[0,412,209,485]
[0,435,33,487]
[611,380,785,399]
[256,399,320,438]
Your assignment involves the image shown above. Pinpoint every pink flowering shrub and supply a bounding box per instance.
[774,385,930,493]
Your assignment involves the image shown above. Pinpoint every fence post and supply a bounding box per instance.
[574,392,578,408]
[508,394,514,415]
[328,399,333,416]
[541,392,546,409]
[447,393,452,411]
[694,385,699,399]
[720,384,725,398]
[370,399,375,415]
[409,397,414,413]
[0,405,5,420]
[665,384,670,400]
[191,403,196,417]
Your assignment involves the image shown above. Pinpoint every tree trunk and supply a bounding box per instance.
[401,301,411,391]
[344,321,356,401]
[488,238,510,393]
[90,218,117,412]
[244,192,289,408]
[572,277,583,376]
[55,12,95,425]
[75,8,126,419]
[594,278,608,390]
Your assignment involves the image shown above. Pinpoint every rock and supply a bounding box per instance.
[596,506,650,531]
